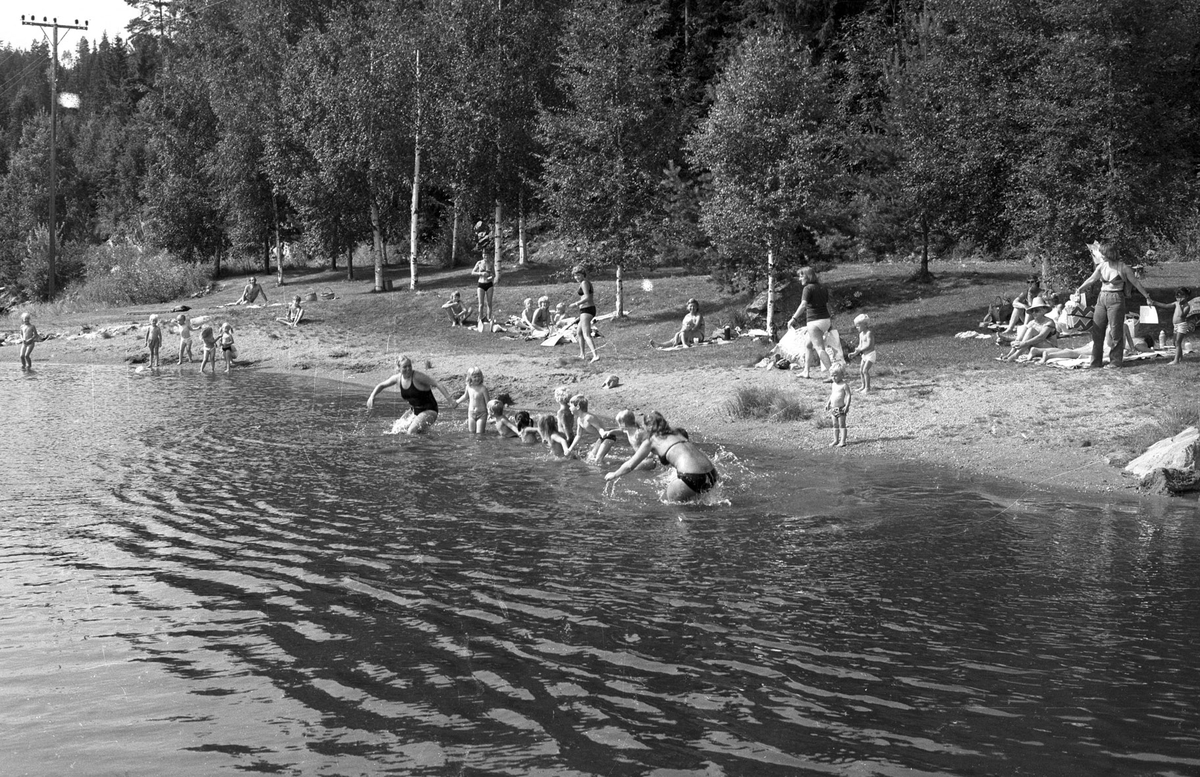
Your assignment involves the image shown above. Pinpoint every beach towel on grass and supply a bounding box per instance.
[1045,350,1165,369]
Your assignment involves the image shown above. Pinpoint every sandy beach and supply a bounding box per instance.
[10,259,1194,499]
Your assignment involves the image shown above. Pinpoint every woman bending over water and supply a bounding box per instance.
[605,412,718,502]
[367,356,457,434]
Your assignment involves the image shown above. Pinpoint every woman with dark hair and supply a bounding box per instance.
[1075,241,1158,369]
[604,412,718,502]
[571,264,600,362]
[366,356,457,434]
[472,249,497,326]
[650,298,706,348]
[787,266,833,379]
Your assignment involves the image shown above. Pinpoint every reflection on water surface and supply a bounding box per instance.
[3,365,1198,776]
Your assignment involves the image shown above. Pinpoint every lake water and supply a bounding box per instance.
[3,364,1200,776]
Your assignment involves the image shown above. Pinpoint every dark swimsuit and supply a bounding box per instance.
[400,380,438,415]
[658,439,719,494]
[578,282,596,317]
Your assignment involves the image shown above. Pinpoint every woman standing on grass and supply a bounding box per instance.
[367,356,457,434]
[787,266,833,379]
[572,264,599,362]
[1075,241,1158,369]
[605,412,718,502]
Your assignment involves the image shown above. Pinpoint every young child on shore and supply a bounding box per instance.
[537,413,571,457]
[442,291,471,327]
[554,386,575,445]
[276,296,304,327]
[145,314,163,368]
[847,313,876,393]
[824,363,851,448]
[199,325,217,373]
[175,314,193,364]
[217,323,236,373]
[456,367,490,433]
[18,312,37,370]
[1169,287,1193,365]
[519,298,536,330]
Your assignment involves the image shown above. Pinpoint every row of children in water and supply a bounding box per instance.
[457,368,635,462]
[143,313,237,373]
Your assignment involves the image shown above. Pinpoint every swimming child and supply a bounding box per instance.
[217,323,236,373]
[456,366,490,433]
[175,314,193,363]
[565,394,613,464]
[199,325,218,373]
[513,410,540,443]
[1169,287,1193,365]
[847,313,876,393]
[145,314,163,368]
[18,312,37,370]
[488,399,521,438]
[537,413,571,457]
[824,363,851,448]
[554,386,575,445]
[442,291,471,327]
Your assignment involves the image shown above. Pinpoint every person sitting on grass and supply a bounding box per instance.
[1000,275,1041,334]
[650,298,706,349]
[442,291,471,327]
[236,276,269,305]
[1000,297,1057,362]
[276,295,305,327]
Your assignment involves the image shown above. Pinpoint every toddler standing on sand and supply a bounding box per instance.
[19,312,37,370]
[145,314,163,368]
[825,363,851,448]
[847,313,876,393]
[1169,287,1193,365]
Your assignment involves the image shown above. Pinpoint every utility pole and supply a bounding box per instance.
[22,15,88,299]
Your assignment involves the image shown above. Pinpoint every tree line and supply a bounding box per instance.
[1,0,1198,306]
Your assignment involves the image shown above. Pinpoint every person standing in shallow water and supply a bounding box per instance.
[366,356,457,434]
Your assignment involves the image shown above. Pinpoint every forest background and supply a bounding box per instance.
[2,0,1199,315]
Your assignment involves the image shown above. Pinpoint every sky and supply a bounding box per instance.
[1,1,139,50]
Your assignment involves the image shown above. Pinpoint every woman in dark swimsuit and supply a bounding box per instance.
[472,251,497,326]
[366,356,457,434]
[604,412,718,502]
[787,266,833,379]
[572,264,599,362]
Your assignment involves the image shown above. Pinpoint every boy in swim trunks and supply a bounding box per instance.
[175,314,194,363]
[848,313,875,393]
[1169,287,1193,365]
[825,363,851,448]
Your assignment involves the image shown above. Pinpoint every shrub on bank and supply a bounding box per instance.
[73,242,211,306]
[726,385,812,422]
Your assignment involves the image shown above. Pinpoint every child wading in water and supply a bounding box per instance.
[145,314,163,368]
[457,366,490,433]
[199,325,217,373]
[825,363,851,447]
[847,313,876,393]
[19,312,37,370]
[175,314,193,364]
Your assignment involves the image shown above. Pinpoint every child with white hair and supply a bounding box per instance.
[847,313,876,393]
[825,363,852,448]
[145,314,163,368]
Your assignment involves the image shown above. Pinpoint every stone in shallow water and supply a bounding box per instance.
[1124,426,1199,479]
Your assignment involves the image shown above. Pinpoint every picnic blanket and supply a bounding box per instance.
[1042,350,1166,369]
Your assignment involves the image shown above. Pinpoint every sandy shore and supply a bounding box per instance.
[17,310,1161,502]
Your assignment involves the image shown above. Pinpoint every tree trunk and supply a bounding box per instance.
[766,247,776,339]
[409,49,422,290]
[372,200,385,291]
[615,265,625,317]
[493,199,503,283]
[346,246,354,281]
[518,190,527,265]
[262,235,270,275]
[451,197,460,268]
[274,240,284,287]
